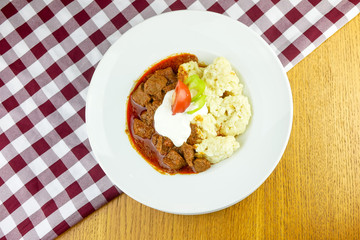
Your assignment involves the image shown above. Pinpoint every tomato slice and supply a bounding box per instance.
[172,80,191,115]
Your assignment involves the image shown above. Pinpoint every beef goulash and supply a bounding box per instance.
[127,53,251,174]
[127,54,210,174]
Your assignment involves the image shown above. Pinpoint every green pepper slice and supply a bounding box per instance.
[187,94,206,114]
[184,74,206,102]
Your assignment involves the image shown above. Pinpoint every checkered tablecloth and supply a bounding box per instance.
[0,0,359,239]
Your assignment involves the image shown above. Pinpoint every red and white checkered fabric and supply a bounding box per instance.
[0,0,359,239]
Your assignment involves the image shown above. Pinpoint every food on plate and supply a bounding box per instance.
[127,53,251,174]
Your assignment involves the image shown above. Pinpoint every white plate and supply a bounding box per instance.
[86,10,293,215]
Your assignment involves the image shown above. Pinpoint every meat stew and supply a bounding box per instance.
[127,54,211,174]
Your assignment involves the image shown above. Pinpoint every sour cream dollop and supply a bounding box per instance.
[154,90,208,147]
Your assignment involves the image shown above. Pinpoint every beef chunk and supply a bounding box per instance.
[133,118,154,139]
[140,110,152,125]
[179,143,195,166]
[162,82,177,93]
[163,137,174,149]
[171,146,182,155]
[154,67,177,84]
[131,83,151,107]
[187,123,201,145]
[193,158,211,173]
[146,100,161,112]
[154,90,166,101]
[163,150,187,170]
[144,75,167,96]
[140,100,161,125]
[151,134,160,145]
[152,134,174,155]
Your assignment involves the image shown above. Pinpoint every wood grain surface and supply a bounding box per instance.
[57,14,360,240]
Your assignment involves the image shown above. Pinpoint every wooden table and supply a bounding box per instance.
[58,14,360,240]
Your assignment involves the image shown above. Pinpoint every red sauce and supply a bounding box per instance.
[126,54,198,175]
